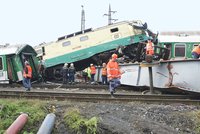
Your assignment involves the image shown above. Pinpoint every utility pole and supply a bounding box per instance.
[81,5,85,31]
[104,4,118,25]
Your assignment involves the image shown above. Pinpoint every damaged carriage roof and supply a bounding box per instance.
[0,44,36,55]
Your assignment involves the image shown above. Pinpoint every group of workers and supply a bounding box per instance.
[61,63,76,84]
[82,63,108,85]
[22,53,122,98]
[81,53,123,97]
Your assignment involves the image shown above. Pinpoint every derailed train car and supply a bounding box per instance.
[35,20,168,80]
[0,44,39,83]
[107,34,200,93]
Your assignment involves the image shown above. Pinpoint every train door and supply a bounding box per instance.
[0,56,9,83]
[21,53,38,80]
[164,43,172,59]
[7,56,17,82]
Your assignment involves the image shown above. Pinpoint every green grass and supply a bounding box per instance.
[190,110,200,133]
[0,99,46,134]
[64,108,98,134]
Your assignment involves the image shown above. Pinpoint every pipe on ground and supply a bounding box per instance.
[37,113,56,134]
[6,113,28,134]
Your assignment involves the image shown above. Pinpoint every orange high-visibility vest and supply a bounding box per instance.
[90,66,96,74]
[102,67,107,76]
[192,46,200,54]
[146,41,154,55]
[23,65,32,78]
[107,60,121,79]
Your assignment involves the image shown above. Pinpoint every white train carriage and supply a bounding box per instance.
[35,20,156,79]
[35,20,149,68]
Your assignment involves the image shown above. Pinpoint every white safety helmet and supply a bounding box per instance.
[64,63,68,66]
[25,61,29,65]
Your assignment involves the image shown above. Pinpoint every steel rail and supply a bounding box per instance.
[0,83,135,90]
[0,90,200,105]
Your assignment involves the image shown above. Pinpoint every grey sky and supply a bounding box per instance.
[0,0,199,46]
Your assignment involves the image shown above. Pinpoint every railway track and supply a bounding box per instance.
[0,90,200,105]
[0,82,140,91]
[1,83,133,89]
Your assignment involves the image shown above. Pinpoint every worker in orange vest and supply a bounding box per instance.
[23,61,32,91]
[192,44,200,59]
[90,64,96,84]
[101,63,107,85]
[146,40,154,55]
[107,54,123,97]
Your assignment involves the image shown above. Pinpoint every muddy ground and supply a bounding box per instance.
[52,100,199,134]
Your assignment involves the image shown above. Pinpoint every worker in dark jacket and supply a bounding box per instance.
[68,63,76,84]
[62,63,69,84]
[38,60,46,83]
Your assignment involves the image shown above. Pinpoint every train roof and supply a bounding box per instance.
[0,44,36,55]
[93,20,143,31]
[158,35,200,43]
[55,20,144,42]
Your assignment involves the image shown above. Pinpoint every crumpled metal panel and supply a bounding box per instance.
[119,59,200,93]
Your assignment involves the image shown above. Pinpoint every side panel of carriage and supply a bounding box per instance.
[159,42,200,59]
[0,55,9,83]
[158,35,200,59]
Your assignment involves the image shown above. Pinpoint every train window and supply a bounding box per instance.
[62,41,71,47]
[75,31,83,36]
[0,57,3,70]
[80,36,88,41]
[84,28,92,33]
[66,34,74,38]
[174,44,186,57]
[110,28,119,33]
[57,36,65,41]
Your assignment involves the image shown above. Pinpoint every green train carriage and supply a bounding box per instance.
[0,44,39,83]
[157,35,200,59]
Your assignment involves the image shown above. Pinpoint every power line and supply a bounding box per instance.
[103,4,118,25]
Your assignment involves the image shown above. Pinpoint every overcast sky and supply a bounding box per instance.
[0,0,200,46]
